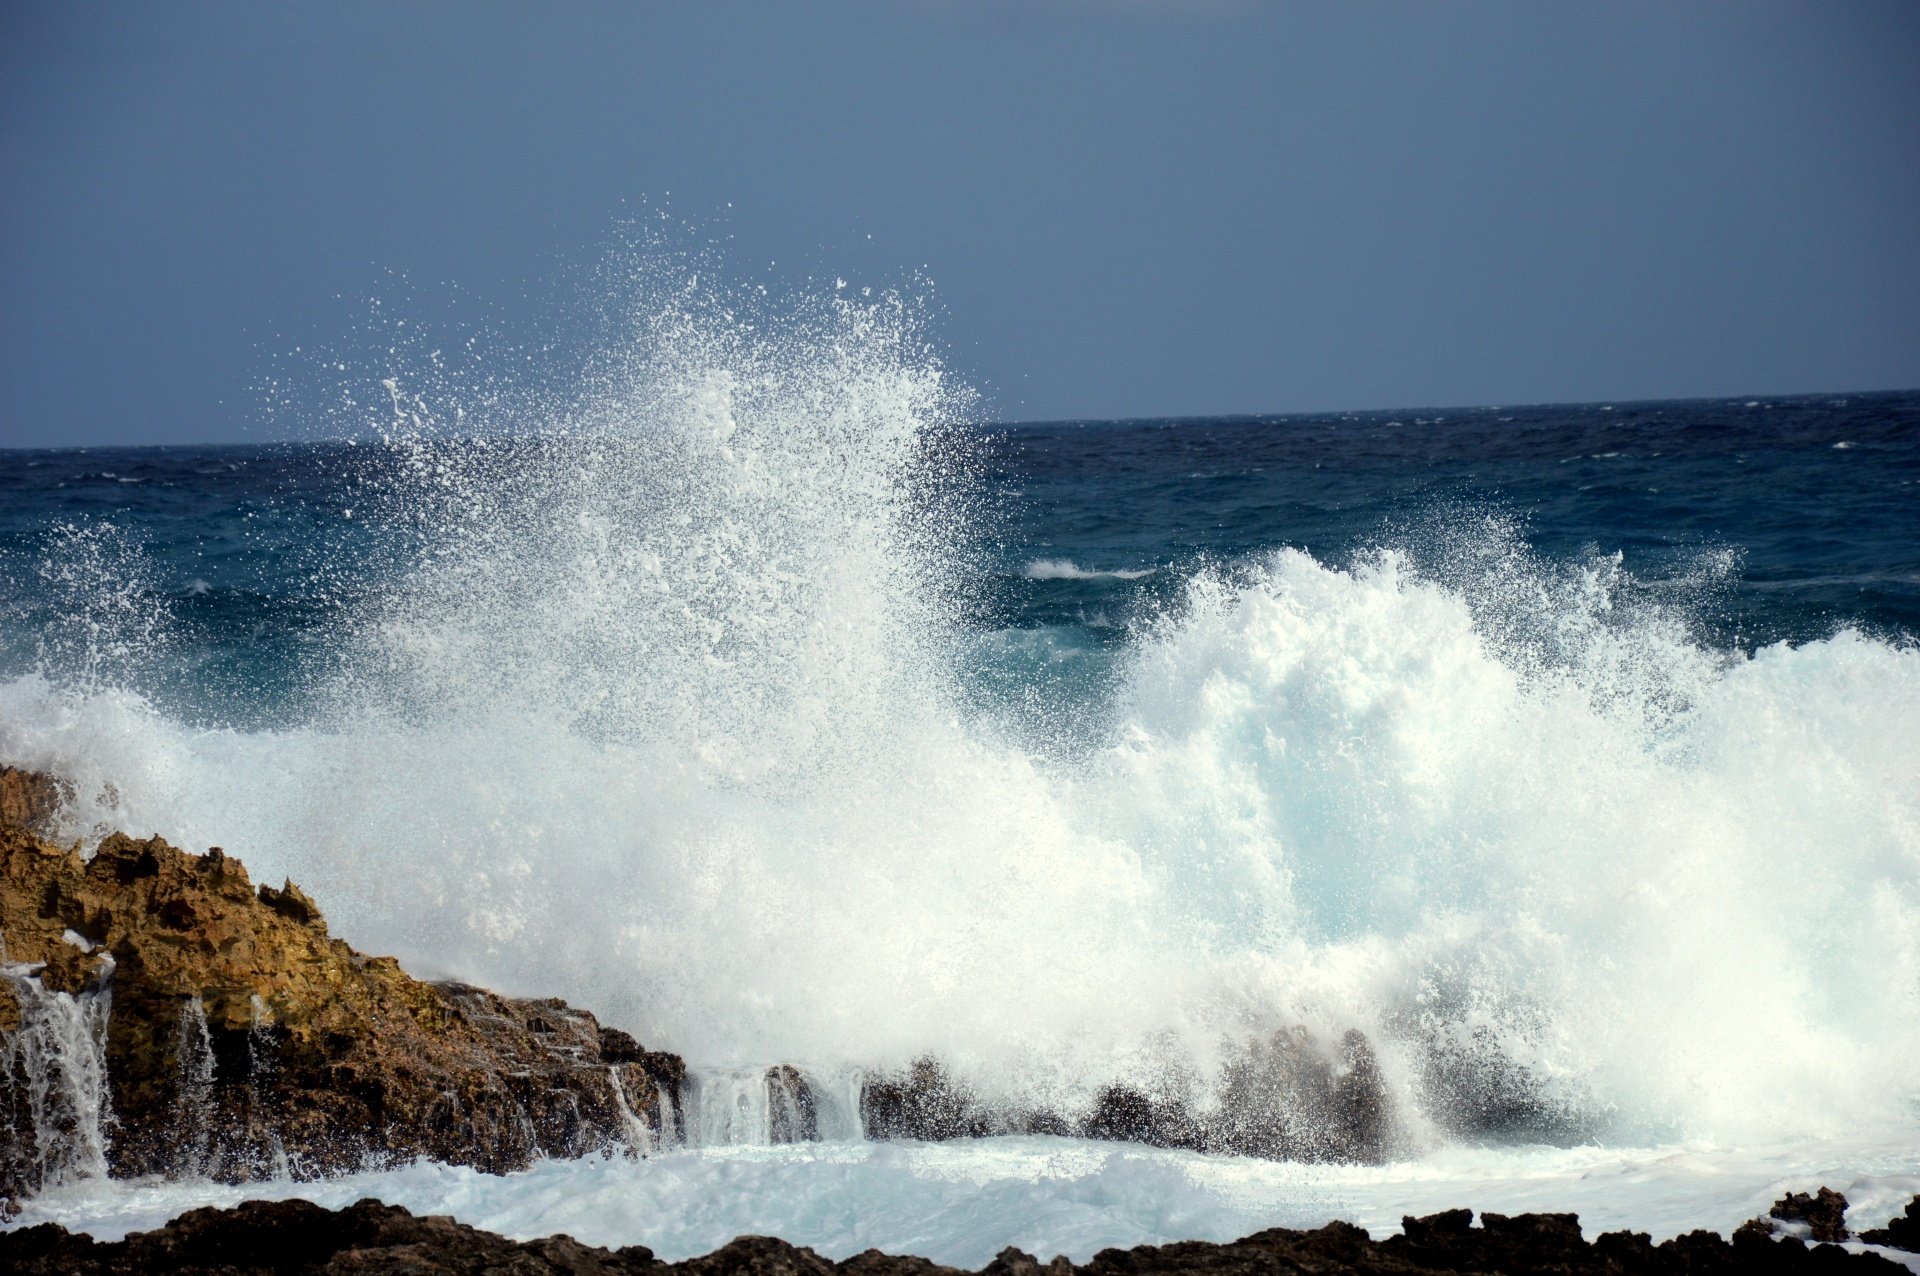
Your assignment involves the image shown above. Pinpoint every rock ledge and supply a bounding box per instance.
[5,1194,1918,1275]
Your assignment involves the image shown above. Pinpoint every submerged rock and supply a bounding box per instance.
[5,1198,1913,1274]
[0,803,683,1197]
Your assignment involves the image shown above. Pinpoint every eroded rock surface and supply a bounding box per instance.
[4,1197,1914,1275]
[0,770,61,837]
[0,813,682,1199]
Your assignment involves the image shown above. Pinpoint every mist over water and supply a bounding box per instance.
[2,262,1918,1160]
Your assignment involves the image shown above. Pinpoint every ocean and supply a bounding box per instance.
[1,288,1917,1262]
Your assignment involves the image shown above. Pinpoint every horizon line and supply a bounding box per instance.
[2,384,1914,453]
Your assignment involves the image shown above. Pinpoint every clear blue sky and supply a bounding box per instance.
[3,1,1917,446]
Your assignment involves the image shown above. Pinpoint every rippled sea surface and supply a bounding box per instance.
[4,391,1915,726]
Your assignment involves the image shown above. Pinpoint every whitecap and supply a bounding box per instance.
[1022,558,1154,581]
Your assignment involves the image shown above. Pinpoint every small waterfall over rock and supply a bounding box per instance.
[606,1066,656,1156]
[766,1065,818,1143]
[173,996,216,1177]
[680,1065,863,1146]
[244,995,291,1181]
[0,951,114,1198]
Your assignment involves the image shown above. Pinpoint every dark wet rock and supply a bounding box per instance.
[862,1029,1391,1165]
[767,1065,819,1143]
[977,1246,1072,1276]
[1394,1207,1472,1245]
[862,1057,990,1142]
[1081,1086,1201,1151]
[1481,1209,1585,1246]
[1860,1194,1920,1250]
[1410,1016,1602,1144]
[1594,1227,1661,1264]
[1774,1187,1853,1243]
[1020,1112,1073,1138]
[6,1197,1916,1275]
[0,1197,663,1274]
[1203,1025,1391,1163]
[0,812,683,1194]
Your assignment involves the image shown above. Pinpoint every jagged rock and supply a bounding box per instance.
[7,1199,1914,1275]
[1395,1208,1472,1244]
[977,1247,1073,1276]
[1773,1187,1852,1243]
[1860,1194,1920,1249]
[0,814,683,1194]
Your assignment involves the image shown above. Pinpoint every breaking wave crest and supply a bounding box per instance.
[3,263,1917,1155]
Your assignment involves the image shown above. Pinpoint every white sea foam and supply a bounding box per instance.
[1022,558,1155,581]
[10,1137,1920,1267]
[1,261,1917,1166]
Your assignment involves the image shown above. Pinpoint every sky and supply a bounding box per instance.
[2,1,1918,447]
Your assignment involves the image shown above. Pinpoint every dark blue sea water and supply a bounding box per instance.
[2,391,1915,728]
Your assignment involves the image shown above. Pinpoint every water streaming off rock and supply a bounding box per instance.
[173,997,215,1177]
[0,961,114,1194]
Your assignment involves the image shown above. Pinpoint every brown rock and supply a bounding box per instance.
[0,767,63,835]
[0,819,684,1199]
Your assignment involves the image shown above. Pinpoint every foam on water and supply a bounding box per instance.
[1022,558,1155,581]
[11,1136,1920,1268]
[0,261,1917,1163]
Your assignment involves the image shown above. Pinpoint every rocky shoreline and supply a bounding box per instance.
[5,1190,1920,1274]
[1,766,684,1204]
[0,761,1393,1214]
[4,761,1919,1271]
